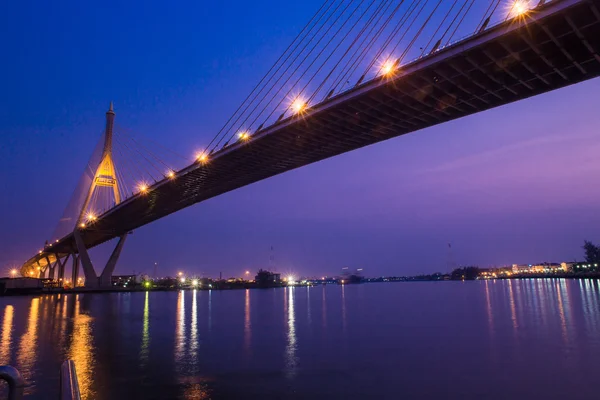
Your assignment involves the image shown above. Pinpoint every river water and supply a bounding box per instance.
[0,280,599,399]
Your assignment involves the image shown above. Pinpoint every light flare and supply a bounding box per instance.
[238,131,251,141]
[379,58,397,77]
[137,183,149,194]
[196,152,209,163]
[291,98,307,115]
[509,0,531,18]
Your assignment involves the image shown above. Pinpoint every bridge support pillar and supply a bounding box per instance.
[72,254,79,287]
[57,254,70,283]
[74,229,127,288]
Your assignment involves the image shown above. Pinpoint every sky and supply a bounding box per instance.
[1,0,600,278]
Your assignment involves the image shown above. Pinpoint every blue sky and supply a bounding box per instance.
[2,0,600,278]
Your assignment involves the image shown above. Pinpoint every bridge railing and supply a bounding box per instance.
[0,365,25,400]
[60,360,81,400]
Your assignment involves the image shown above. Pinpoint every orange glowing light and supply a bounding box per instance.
[86,212,96,222]
[10,269,17,277]
[379,59,397,76]
[238,131,250,141]
[167,170,175,179]
[80,223,86,228]
[509,0,530,17]
[138,183,149,194]
[291,98,307,114]
[196,152,209,163]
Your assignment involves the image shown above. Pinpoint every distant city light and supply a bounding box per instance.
[192,279,198,286]
[144,281,151,288]
[178,271,183,276]
[238,131,251,141]
[291,98,307,114]
[180,277,186,283]
[245,271,250,275]
[287,275,296,285]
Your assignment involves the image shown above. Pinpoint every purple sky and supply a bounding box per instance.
[2,0,600,278]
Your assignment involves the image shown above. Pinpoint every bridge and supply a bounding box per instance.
[20,0,600,287]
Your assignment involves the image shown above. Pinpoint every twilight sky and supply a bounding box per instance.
[1,0,600,278]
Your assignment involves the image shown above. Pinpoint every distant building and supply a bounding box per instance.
[255,269,281,287]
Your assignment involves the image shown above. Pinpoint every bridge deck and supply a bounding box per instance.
[23,0,600,273]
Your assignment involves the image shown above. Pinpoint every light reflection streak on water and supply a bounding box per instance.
[322,287,327,330]
[140,291,150,365]
[306,286,311,326]
[0,305,14,363]
[484,281,493,336]
[341,284,347,334]
[580,279,600,334]
[190,289,198,363]
[176,290,186,363]
[507,280,518,331]
[208,289,212,332]
[555,280,568,344]
[285,287,297,378]
[244,289,251,354]
[17,297,39,384]
[68,295,94,400]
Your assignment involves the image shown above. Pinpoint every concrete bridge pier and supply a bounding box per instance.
[74,229,127,288]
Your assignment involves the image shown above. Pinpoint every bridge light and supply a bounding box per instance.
[167,170,175,179]
[196,152,209,164]
[138,183,149,194]
[55,239,59,243]
[379,58,397,77]
[509,0,530,17]
[80,223,86,228]
[291,98,307,114]
[238,131,251,141]
[86,212,96,222]
[29,271,34,276]
[10,269,17,277]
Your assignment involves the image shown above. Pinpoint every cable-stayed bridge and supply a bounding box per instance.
[20,0,600,287]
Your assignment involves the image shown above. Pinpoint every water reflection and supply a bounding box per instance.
[507,280,518,331]
[285,287,297,378]
[140,291,150,366]
[190,290,198,364]
[175,290,186,363]
[1,305,14,363]
[555,280,569,344]
[68,295,95,399]
[484,281,494,336]
[17,297,39,384]
[244,289,251,354]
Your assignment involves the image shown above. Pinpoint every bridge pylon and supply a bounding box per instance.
[73,103,127,288]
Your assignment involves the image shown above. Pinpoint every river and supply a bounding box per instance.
[0,279,599,399]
